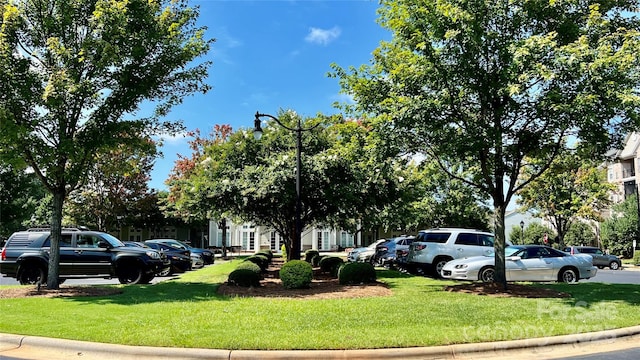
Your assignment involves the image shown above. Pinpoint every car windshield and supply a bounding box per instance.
[504,246,521,257]
[102,233,125,247]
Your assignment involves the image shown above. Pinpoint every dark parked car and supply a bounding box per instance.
[139,242,192,275]
[564,246,622,270]
[145,239,214,265]
[372,235,415,268]
[1,228,166,285]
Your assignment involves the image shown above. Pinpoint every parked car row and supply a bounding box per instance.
[0,227,214,285]
[441,245,598,283]
[349,228,603,284]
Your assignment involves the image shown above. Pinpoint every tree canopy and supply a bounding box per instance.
[601,195,638,258]
[332,0,640,286]
[166,111,408,260]
[517,150,614,247]
[0,0,212,288]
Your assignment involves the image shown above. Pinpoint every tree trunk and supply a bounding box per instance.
[47,191,65,289]
[220,219,228,258]
[493,204,507,290]
[287,220,300,261]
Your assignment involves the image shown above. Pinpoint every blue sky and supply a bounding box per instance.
[149,0,390,190]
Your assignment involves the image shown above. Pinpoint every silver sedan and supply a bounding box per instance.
[441,245,598,283]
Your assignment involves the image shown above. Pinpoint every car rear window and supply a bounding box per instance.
[7,233,47,247]
[416,232,450,243]
[455,233,481,245]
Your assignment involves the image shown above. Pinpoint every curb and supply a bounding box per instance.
[2,326,640,360]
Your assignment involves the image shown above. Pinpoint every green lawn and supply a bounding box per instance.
[1,259,639,350]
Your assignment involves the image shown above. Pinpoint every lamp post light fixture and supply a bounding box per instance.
[519,220,525,244]
[252,111,318,260]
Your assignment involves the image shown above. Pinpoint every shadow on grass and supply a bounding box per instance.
[547,282,640,306]
[376,269,414,279]
[67,281,232,305]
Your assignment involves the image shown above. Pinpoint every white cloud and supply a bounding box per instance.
[305,26,341,45]
[154,132,188,147]
[332,93,355,104]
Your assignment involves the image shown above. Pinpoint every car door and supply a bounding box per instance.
[452,233,489,258]
[73,234,113,276]
[44,234,74,275]
[506,247,555,281]
[588,248,607,267]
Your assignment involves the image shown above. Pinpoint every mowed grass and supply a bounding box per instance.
[1,259,640,350]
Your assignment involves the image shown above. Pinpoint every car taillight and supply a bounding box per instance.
[1,247,5,261]
[414,244,427,251]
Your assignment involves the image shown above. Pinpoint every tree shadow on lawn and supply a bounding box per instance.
[65,281,231,305]
[549,282,640,306]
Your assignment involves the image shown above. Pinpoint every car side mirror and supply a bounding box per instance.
[98,242,110,249]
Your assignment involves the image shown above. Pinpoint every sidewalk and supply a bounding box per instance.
[2,326,640,360]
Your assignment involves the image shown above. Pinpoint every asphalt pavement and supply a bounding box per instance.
[2,326,640,359]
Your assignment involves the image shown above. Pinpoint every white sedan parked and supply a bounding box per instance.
[441,245,597,283]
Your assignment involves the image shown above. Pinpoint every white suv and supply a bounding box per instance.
[406,228,498,277]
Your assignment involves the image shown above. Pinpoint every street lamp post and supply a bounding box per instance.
[253,111,318,260]
[519,220,525,244]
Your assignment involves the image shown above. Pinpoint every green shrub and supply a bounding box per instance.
[338,262,377,285]
[311,254,324,267]
[633,251,640,266]
[236,261,262,275]
[304,249,320,263]
[279,260,313,289]
[281,244,287,262]
[227,269,261,287]
[319,256,344,277]
[257,250,273,261]
[244,255,269,271]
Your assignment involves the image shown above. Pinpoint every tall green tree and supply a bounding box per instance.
[332,0,640,286]
[564,221,597,247]
[169,111,408,260]
[517,151,614,247]
[0,0,212,288]
[0,165,47,239]
[65,140,157,232]
[601,195,638,258]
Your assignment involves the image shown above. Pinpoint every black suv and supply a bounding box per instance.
[0,227,169,285]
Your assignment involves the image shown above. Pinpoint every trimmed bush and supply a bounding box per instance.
[338,262,377,285]
[244,255,269,271]
[227,269,261,287]
[311,254,324,267]
[633,251,640,266]
[257,250,273,261]
[304,249,320,263]
[279,260,313,289]
[319,256,344,277]
[236,261,262,275]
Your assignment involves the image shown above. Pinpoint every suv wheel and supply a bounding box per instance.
[432,257,452,278]
[118,263,144,284]
[18,264,45,285]
[158,267,171,277]
[609,261,620,270]
[140,273,154,284]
